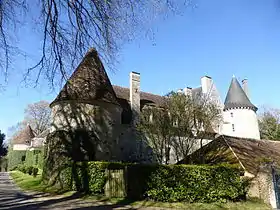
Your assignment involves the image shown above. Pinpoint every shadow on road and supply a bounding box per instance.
[0,190,150,209]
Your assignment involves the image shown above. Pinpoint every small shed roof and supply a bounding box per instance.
[181,135,280,176]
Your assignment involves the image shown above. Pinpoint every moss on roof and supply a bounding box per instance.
[181,135,280,175]
[50,48,119,107]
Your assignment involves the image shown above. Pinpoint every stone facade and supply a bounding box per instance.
[223,108,260,139]
[12,144,30,151]
[49,49,153,162]
[49,48,261,163]
[179,76,260,139]
[129,72,140,125]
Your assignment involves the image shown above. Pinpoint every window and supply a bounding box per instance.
[230,112,233,117]
[232,124,235,132]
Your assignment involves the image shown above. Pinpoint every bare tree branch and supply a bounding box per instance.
[0,0,193,88]
[138,91,222,164]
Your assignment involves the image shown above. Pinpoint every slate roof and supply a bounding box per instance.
[50,48,119,107]
[180,135,280,176]
[12,125,35,145]
[112,85,166,107]
[224,77,257,111]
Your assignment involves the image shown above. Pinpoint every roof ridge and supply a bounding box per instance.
[112,85,163,97]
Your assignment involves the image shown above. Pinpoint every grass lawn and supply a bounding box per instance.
[10,170,271,210]
[10,170,73,195]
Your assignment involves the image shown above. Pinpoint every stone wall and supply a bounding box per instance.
[168,138,213,164]
[50,101,153,162]
[50,101,124,161]
[248,166,278,209]
[13,144,29,151]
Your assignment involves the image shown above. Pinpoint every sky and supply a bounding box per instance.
[1,0,280,135]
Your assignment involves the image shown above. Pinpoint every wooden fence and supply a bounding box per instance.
[105,169,126,197]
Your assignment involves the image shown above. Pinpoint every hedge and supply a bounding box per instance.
[8,150,26,170]
[0,157,8,172]
[16,164,39,177]
[59,162,248,203]
[25,149,44,169]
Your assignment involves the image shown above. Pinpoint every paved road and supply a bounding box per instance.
[0,172,165,210]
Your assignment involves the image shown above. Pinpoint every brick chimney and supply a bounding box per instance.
[201,76,213,94]
[130,72,140,124]
[242,79,249,98]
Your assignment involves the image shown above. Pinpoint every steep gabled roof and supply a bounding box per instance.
[12,125,35,145]
[224,77,257,111]
[50,48,119,107]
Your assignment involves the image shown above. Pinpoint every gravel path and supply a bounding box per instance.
[0,172,167,210]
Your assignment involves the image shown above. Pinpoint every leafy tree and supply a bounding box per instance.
[0,0,191,87]
[0,130,7,157]
[259,108,280,140]
[138,91,222,164]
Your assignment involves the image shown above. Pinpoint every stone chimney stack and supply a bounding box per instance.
[201,76,213,94]
[130,71,140,124]
[242,79,249,98]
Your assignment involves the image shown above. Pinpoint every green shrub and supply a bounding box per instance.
[145,164,247,202]
[8,150,26,170]
[59,162,247,203]
[27,166,34,175]
[10,165,18,171]
[87,162,110,194]
[26,149,44,169]
[17,164,27,173]
[32,167,39,177]
[0,157,8,172]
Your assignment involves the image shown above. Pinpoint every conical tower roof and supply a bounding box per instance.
[50,48,119,107]
[13,125,35,145]
[224,77,257,111]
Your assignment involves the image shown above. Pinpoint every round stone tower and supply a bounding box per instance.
[222,76,260,139]
[49,48,123,160]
